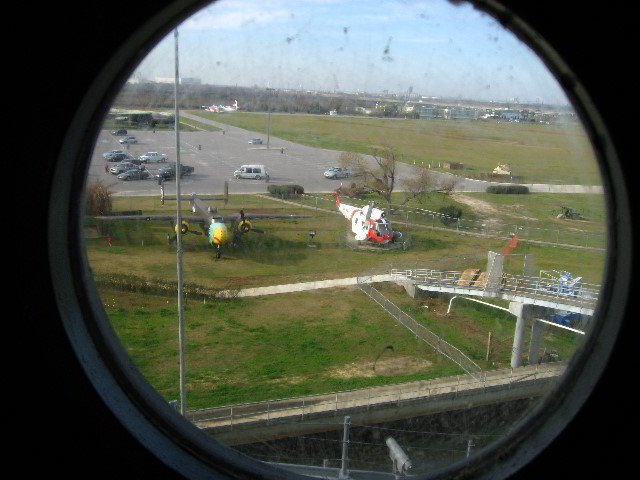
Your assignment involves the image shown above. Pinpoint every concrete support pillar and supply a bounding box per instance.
[397,280,416,298]
[529,320,544,365]
[509,303,554,368]
[509,302,527,368]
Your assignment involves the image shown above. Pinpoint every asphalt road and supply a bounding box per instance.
[89,115,352,197]
[88,113,602,197]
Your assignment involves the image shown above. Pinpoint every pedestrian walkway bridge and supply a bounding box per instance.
[390,268,599,315]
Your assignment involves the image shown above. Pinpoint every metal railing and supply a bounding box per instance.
[357,280,483,379]
[389,269,600,308]
[188,363,565,429]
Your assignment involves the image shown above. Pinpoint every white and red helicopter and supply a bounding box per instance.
[334,192,401,244]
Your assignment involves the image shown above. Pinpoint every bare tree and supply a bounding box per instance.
[435,176,460,197]
[339,146,398,213]
[339,146,444,214]
[401,167,438,204]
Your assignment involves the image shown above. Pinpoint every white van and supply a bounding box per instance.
[233,164,269,181]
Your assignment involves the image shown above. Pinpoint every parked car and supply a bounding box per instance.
[110,162,138,175]
[103,151,132,162]
[154,163,194,182]
[111,128,128,136]
[234,164,269,181]
[103,149,126,160]
[248,138,263,144]
[324,166,351,179]
[119,136,138,144]
[118,169,150,181]
[139,152,168,163]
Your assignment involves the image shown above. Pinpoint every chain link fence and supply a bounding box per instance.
[295,194,606,249]
[356,279,482,379]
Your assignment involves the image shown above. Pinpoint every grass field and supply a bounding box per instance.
[275,190,608,251]
[88,192,606,284]
[86,191,603,408]
[104,288,464,408]
[293,190,607,231]
[189,110,601,185]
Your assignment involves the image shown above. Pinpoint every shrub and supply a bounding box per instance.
[486,185,530,194]
[438,206,462,225]
[267,184,304,197]
[85,180,113,215]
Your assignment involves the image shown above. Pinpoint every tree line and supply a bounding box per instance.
[113,83,415,117]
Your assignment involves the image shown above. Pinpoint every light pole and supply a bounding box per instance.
[174,28,186,416]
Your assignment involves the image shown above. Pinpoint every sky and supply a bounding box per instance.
[133,0,570,105]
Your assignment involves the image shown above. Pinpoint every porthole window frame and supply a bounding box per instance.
[47,1,631,478]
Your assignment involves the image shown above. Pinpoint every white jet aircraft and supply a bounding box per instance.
[202,100,238,113]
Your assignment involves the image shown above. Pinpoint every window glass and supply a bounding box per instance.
[84,0,607,477]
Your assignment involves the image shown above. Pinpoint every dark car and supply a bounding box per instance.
[111,128,128,135]
[106,152,132,162]
[110,162,139,175]
[118,168,150,181]
[155,163,194,182]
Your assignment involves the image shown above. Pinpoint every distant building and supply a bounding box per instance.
[153,77,201,85]
[448,106,478,120]
[107,109,175,126]
[416,105,447,119]
[127,76,148,85]
[498,110,523,121]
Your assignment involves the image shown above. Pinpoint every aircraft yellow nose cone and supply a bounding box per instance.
[214,226,227,244]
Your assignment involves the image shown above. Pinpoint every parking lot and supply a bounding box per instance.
[88,115,350,197]
[87,113,513,197]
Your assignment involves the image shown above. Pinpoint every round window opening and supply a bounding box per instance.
[51,0,629,478]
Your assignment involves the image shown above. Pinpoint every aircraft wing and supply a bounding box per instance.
[92,214,207,225]
[221,212,310,222]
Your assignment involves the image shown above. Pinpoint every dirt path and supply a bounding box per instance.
[451,193,537,223]
[328,356,432,379]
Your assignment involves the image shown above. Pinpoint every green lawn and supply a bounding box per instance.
[87,192,605,409]
[105,288,462,408]
[275,190,608,252]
